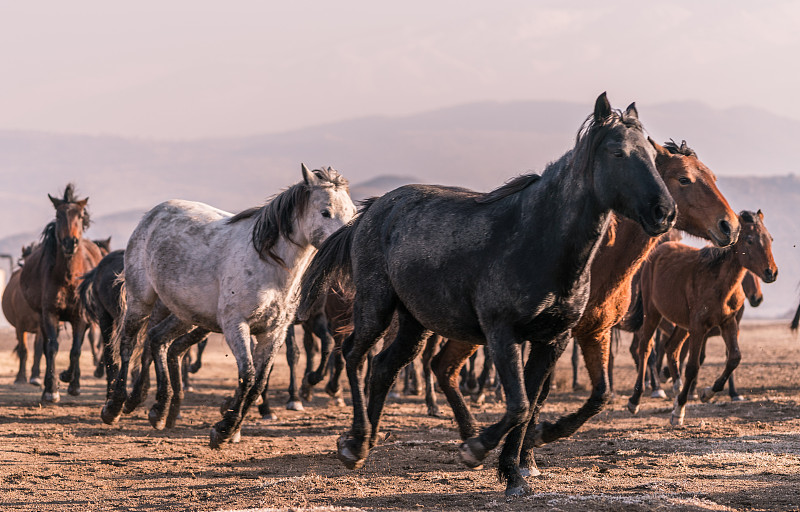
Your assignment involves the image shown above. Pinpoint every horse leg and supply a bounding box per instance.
[188,335,208,373]
[534,330,612,446]
[123,326,153,413]
[700,319,741,404]
[95,311,118,399]
[88,324,100,366]
[336,287,396,470]
[571,339,581,391]
[366,309,431,448]
[672,331,705,426]
[299,321,317,401]
[627,312,662,414]
[30,332,44,387]
[432,339,480,439]
[284,325,304,411]
[212,329,281,448]
[40,311,61,403]
[422,334,441,417]
[460,326,527,473]
[508,333,570,496]
[647,331,666,398]
[324,346,346,406]
[165,328,211,428]
[14,329,28,384]
[302,313,333,399]
[663,327,690,401]
[63,319,89,396]
[608,327,620,395]
[147,315,192,430]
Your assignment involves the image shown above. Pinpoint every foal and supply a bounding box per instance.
[627,210,777,425]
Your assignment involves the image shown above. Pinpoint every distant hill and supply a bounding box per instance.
[1,100,798,319]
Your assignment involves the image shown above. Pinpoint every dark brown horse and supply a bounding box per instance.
[627,210,777,425]
[20,184,103,402]
[2,259,43,385]
[430,139,739,473]
[791,297,800,333]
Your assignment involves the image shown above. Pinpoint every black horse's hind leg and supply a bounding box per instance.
[96,311,118,399]
[366,309,431,448]
[284,325,304,411]
[571,339,581,390]
[165,328,211,428]
[324,347,346,406]
[188,336,208,374]
[432,339,479,440]
[30,333,44,387]
[258,365,277,420]
[422,334,441,417]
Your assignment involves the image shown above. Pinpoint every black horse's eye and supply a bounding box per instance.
[678,177,691,185]
[321,210,332,218]
[613,149,624,157]
[746,236,754,245]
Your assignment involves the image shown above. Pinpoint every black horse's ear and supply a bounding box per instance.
[740,210,755,223]
[594,92,611,122]
[48,194,63,209]
[625,102,638,120]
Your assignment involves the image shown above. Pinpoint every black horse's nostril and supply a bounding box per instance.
[652,204,668,225]
[719,219,732,237]
[763,268,777,283]
[666,208,677,226]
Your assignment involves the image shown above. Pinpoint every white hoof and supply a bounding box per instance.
[231,430,241,443]
[286,400,305,411]
[518,466,541,478]
[651,389,667,399]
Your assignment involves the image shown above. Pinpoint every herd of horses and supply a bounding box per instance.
[2,93,794,497]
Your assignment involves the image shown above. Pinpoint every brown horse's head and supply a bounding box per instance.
[650,139,739,247]
[736,210,777,283]
[742,270,763,307]
[48,184,90,258]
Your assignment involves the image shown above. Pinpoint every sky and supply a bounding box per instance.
[1,1,799,139]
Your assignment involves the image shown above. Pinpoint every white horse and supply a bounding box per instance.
[101,165,356,447]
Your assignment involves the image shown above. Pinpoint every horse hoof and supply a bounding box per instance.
[42,391,60,404]
[67,385,80,396]
[329,396,346,407]
[505,483,531,497]
[670,414,684,427]
[471,392,486,405]
[148,408,167,430]
[730,394,747,402]
[459,438,487,468]
[532,423,546,447]
[286,400,304,412]
[337,436,366,470]
[231,430,242,444]
[427,406,441,418]
[519,465,542,478]
[209,427,226,449]
[14,377,27,385]
[29,377,43,387]
[388,391,401,400]
[651,389,667,399]
[59,371,72,383]
[101,402,121,424]
[261,412,278,421]
[700,387,715,403]
[185,385,195,393]
[659,367,670,383]
[626,400,639,415]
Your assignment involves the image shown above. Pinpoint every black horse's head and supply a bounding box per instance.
[579,93,676,236]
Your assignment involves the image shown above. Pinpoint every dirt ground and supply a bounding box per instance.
[1,321,799,512]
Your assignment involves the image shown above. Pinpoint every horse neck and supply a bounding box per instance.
[516,160,611,289]
[264,228,317,293]
[589,216,659,302]
[711,248,749,297]
[52,245,86,284]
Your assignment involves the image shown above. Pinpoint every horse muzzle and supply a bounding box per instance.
[61,237,79,256]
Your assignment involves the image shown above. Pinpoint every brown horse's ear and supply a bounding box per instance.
[594,92,611,122]
[648,137,667,155]
[625,102,638,120]
[76,198,89,209]
[48,194,64,209]
[757,209,764,220]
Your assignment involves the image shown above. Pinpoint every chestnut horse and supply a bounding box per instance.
[627,210,777,425]
[2,259,43,385]
[20,184,103,402]
[430,139,739,475]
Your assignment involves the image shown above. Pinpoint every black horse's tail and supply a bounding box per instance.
[78,267,99,324]
[297,219,360,322]
[619,287,644,333]
[791,299,800,334]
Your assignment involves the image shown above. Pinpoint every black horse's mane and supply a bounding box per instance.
[663,139,697,158]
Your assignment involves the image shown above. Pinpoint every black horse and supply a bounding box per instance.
[298,93,676,496]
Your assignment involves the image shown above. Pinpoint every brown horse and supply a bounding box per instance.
[2,263,43,385]
[791,297,800,333]
[638,269,764,401]
[20,184,103,402]
[430,139,740,473]
[627,210,777,425]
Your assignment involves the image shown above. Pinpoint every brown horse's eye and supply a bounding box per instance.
[678,177,691,185]
[321,210,331,218]
[746,236,754,245]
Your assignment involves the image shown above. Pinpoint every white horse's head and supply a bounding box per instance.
[297,164,356,249]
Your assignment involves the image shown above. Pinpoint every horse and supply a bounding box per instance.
[791,297,800,333]
[626,210,777,426]
[85,238,112,371]
[20,184,103,402]
[2,253,44,385]
[297,93,676,496]
[644,269,764,402]
[429,137,739,471]
[100,165,356,449]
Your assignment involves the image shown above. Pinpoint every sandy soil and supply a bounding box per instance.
[1,321,799,512]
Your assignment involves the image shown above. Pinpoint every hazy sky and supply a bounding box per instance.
[2,1,799,139]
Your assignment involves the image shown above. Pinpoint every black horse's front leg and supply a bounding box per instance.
[40,311,61,403]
